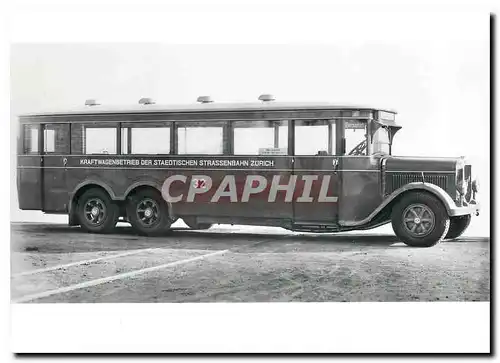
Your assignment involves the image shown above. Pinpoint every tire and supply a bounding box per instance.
[183,217,212,230]
[77,188,119,234]
[391,192,450,248]
[126,188,171,236]
[445,215,471,240]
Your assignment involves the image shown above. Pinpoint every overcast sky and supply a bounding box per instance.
[10,14,490,232]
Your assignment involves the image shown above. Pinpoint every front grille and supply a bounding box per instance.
[386,173,451,195]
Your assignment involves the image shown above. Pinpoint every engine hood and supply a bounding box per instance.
[384,156,460,173]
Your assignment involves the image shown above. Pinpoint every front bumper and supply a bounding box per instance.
[449,202,480,217]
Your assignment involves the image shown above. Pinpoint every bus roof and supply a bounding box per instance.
[19,101,397,117]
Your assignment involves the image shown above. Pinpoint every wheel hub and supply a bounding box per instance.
[136,198,160,226]
[402,203,436,237]
[91,207,100,216]
[84,198,106,225]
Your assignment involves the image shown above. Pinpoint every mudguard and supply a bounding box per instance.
[340,182,471,227]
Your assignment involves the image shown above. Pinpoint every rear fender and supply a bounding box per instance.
[68,180,118,225]
[340,182,456,227]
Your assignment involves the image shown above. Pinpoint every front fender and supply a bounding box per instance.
[340,182,458,227]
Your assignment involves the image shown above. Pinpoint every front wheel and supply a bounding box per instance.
[126,189,171,236]
[445,215,471,240]
[391,192,450,248]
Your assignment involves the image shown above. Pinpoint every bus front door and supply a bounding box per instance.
[337,156,382,225]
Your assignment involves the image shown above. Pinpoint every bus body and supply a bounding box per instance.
[17,96,480,247]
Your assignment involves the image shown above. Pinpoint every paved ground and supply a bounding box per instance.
[10,222,490,303]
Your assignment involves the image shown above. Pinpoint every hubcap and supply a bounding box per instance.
[402,203,435,237]
[136,198,160,226]
[84,198,107,225]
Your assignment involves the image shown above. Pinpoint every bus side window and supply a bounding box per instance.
[294,119,336,156]
[177,124,224,155]
[344,119,368,156]
[233,120,288,155]
[121,123,171,155]
[23,124,39,154]
[72,124,118,155]
[43,124,69,154]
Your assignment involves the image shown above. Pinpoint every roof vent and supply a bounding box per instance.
[197,96,214,104]
[258,94,276,102]
[139,97,155,105]
[84,99,100,106]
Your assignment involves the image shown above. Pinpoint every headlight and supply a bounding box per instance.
[456,179,468,195]
[472,179,479,193]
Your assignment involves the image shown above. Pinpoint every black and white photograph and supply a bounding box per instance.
[6,3,492,355]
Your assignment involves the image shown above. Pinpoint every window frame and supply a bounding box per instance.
[120,121,173,155]
[231,119,289,156]
[175,121,228,155]
[292,119,339,156]
[342,118,370,156]
[22,124,41,155]
[42,123,70,155]
[81,123,120,155]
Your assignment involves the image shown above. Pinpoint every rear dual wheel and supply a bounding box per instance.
[126,189,172,235]
[77,188,171,235]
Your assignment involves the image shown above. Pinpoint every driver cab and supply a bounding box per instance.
[337,109,400,224]
[291,109,397,158]
[343,111,398,157]
[290,109,398,224]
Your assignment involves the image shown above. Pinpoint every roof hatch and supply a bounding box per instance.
[258,94,276,102]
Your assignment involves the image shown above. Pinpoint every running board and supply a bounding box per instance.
[291,223,340,233]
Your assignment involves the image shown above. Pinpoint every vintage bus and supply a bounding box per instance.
[16,95,480,247]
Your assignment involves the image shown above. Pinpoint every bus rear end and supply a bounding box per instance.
[17,122,43,211]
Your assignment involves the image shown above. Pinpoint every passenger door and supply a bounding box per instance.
[292,119,339,223]
[42,124,70,212]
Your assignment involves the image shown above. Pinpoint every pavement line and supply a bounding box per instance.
[12,248,164,277]
[12,249,229,303]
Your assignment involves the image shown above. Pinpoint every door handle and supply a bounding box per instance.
[332,158,339,173]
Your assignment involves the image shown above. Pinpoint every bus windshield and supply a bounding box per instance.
[372,126,390,155]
